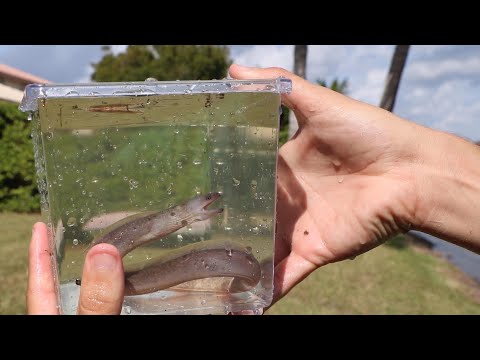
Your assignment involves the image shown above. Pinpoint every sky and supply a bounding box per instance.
[1,45,480,141]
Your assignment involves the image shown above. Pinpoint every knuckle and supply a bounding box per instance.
[267,67,287,76]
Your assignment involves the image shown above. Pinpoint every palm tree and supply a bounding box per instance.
[288,45,308,138]
[317,78,349,94]
[379,45,410,112]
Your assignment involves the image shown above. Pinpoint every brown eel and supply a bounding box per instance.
[87,192,262,296]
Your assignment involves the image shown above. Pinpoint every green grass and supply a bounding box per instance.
[0,212,41,314]
[268,237,480,314]
[1,212,479,315]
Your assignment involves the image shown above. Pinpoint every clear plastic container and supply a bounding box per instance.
[20,77,292,315]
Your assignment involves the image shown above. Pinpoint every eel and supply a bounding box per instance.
[86,192,262,295]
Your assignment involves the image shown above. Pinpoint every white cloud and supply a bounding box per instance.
[349,68,387,105]
[408,57,480,81]
[232,45,293,71]
[74,64,94,83]
[111,45,127,55]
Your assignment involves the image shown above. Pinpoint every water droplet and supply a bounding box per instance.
[337,176,344,184]
[125,306,131,314]
[232,178,240,187]
[73,239,78,246]
[225,241,233,257]
[67,217,77,227]
[193,159,202,165]
[177,234,183,242]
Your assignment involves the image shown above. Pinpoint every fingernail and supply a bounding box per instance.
[92,253,117,271]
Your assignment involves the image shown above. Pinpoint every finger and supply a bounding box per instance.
[77,244,124,315]
[27,222,59,315]
[271,251,317,305]
[228,64,344,117]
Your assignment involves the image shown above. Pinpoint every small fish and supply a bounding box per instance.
[83,192,261,295]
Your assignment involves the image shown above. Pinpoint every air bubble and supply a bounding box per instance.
[129,179,139,189]
[73,239,78,246]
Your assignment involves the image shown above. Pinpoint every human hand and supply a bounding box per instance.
[27,222,125,315]
[229,64,429,305]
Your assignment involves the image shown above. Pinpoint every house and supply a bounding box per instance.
[0,63,50,103]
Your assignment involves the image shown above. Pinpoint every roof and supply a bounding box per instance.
[0,63,50,85]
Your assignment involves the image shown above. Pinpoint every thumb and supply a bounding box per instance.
[77,244,124,315]
[228,64,342,115]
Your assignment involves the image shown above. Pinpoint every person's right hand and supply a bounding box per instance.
[230,64,480,305]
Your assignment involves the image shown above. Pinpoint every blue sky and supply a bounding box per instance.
[2,45,480,141]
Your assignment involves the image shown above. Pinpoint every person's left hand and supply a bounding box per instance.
[27,222,125,315]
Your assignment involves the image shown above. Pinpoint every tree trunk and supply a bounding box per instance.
[288,45,308,138]
[379,45,410,112]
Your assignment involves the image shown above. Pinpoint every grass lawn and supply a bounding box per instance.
[1,212,479,315]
